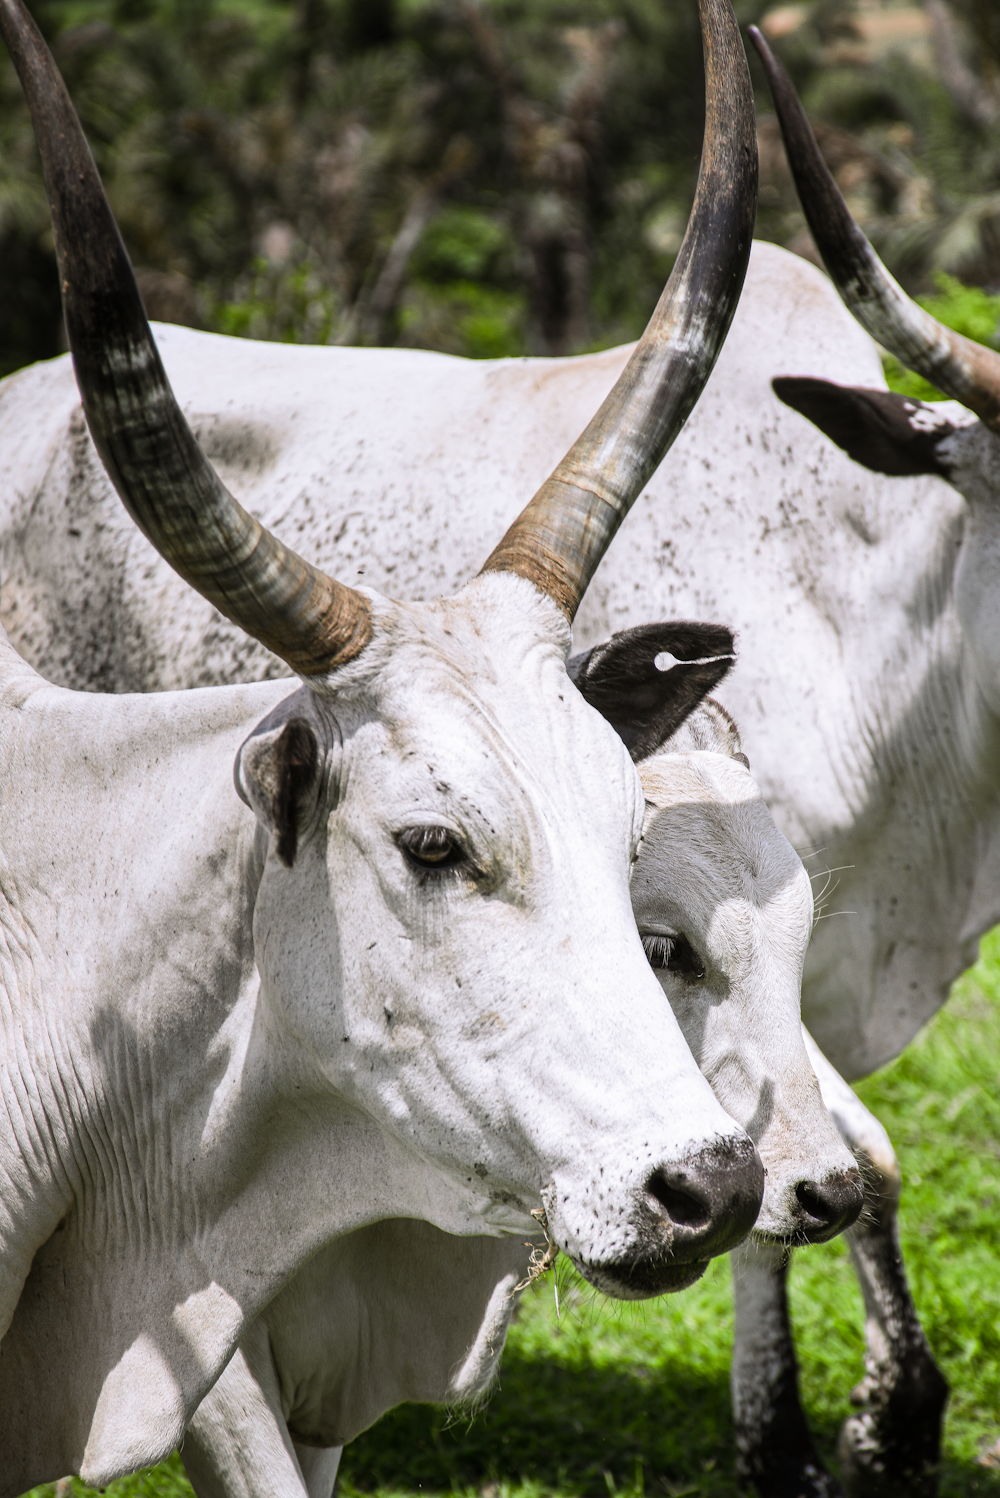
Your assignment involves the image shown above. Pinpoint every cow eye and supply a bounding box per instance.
[398,825,466,871]
[642,933,705,979]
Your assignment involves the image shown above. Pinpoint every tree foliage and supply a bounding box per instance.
[2,0,1000,377]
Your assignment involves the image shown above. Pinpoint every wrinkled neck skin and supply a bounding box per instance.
[632,746,854,1238]
[944,420,1000,722]
[0,575,742,1493]
[0,642,473,1488]
[797,414,1000,1077]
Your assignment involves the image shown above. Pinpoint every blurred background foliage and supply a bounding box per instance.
[2,0,1000,379]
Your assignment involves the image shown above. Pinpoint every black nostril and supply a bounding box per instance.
[795,1170,864,1241]
[795,1181,828,1219]
[645,1169,712,1231]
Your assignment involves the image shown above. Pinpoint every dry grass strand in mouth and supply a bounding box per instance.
[515,1208,561,1316]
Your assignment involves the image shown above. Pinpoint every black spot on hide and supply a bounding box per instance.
[568,621,735,762]
[773,376,957,479]
[266,718,319,868]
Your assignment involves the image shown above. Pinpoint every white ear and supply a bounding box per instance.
[647,696,748,765]
[234,689,335,866]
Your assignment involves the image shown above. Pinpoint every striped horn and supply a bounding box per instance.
[481,0,758,619]
[750,24,1000,433]
[0,0,371,676]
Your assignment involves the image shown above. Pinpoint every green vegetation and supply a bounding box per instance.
[883,272,1000,400]
[4,0,1000,377]
[22,928,1000,1498]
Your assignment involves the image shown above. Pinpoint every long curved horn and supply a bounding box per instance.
[0,0,371,675]
[750,25,1000,433]
[481,0,758,619]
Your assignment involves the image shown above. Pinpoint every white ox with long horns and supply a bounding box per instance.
[0,1,867,1495]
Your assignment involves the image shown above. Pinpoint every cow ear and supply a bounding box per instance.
[569,621,735,762]
[662,695,750,767]
[236,695,328,867]
[773,376,959,478]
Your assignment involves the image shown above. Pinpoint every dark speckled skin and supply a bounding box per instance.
[0,0,374,676]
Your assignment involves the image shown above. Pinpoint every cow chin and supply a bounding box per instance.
[576,1257,710,1300]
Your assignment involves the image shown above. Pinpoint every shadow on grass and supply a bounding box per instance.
[338,1346,820,1497]
[337,1348,1000,1498]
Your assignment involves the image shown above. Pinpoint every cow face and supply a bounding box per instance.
[634,728,862,1243]
[571,622,863,1243]
[236,574,764,1300]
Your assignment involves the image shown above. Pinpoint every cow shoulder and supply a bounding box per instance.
[773,375,961,478]
[569,621,735,762]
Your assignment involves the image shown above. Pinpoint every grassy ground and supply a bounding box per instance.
[25,929,1000,1498]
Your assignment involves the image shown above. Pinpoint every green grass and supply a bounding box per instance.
[23,929,1000,1498]
[882,273,1000,402]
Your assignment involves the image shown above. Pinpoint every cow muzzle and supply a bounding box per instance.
[780,1167,864,1246]
[561,1135,765,1300]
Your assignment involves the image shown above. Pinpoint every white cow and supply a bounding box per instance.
[3,236,981,1491]
[3,263,972,1496]
[0,2,862,1495]
[721,31,1000,1498]
[180,688,841,1498]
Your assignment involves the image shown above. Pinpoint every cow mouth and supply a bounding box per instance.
[574,1257,709,1300]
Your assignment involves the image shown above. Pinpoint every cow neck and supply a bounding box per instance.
[798,506,1000,1077]
[0,654,484,1491]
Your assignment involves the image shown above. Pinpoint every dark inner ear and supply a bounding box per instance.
[773,376,957,479]
[569,621,735,762]
[264,718,319,868]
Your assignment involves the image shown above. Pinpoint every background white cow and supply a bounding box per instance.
[718,31,1000,1498]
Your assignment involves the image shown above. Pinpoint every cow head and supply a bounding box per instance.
[232,584,769,1297]
[751,27,1000,722]
[0,0,775,1296]
[572,622,863,1243]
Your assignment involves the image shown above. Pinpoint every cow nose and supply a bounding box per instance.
[570,1136,765,1301]
[645,1138,765,1261]
[792,1168,864,1244]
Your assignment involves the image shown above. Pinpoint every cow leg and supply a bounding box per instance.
[731,1238,842,1496]
[803,1032,948,1498]
[182,1321,312,1498]
[291,1444,343,1498]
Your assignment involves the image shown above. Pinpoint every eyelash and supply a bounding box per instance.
[641,933,706,979]
[398,826,470,878]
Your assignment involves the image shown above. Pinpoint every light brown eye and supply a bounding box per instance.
[642,933,705,979]
[398,826,466,870]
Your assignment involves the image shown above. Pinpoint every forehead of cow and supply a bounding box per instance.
[312,572,645,842]
[636,752,807,917]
